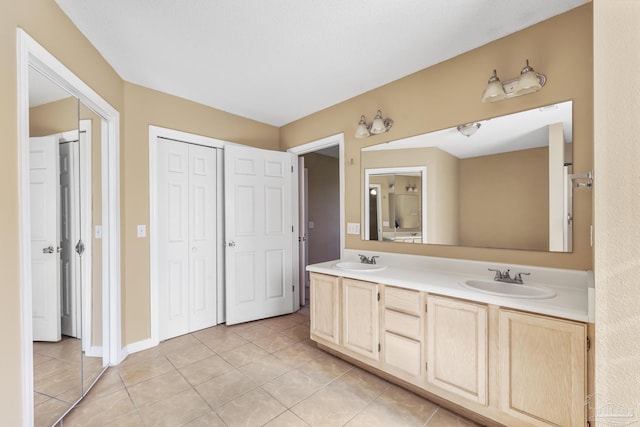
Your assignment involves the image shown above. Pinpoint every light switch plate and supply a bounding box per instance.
[347,222,360,235]
[308,221,315,229]
[95,225,102,239]
[137,224,147,238]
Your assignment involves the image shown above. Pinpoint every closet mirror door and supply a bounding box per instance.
[29,67,83,426]
[78,101,106,393]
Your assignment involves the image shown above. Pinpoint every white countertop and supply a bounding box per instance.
[307,250,593,323]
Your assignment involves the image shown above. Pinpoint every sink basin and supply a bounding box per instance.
[333,262,387,273]
[460,279,556,299]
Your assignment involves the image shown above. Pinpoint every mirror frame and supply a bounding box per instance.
[17,28,121,425]
[364,166,427,243]
[361,101,574,252]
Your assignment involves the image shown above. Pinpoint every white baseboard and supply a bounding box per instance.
[84,346,103,358]
[120,338,156,363]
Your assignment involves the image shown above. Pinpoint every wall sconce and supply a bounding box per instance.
[405,185,417,192]
[355,110,394,138]
[457,122,481,137]
[482,60,547,103]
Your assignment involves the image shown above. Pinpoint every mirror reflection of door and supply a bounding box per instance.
[368,185,382,241]
[29,67,84,427]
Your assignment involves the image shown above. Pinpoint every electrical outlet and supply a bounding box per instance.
[137,224,147,238]
[95,225,102,239]
[308,221,315,229]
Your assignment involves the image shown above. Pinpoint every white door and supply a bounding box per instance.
[157,138,218,340]
[59,139,80,338]
[298,157,309,306]
[225,145,295,325]
[30,136,61,342]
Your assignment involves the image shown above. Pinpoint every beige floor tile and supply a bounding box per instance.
[291,385,370,426]
[254,332,299,353]
[34,364,83,400]
[273,342,325,368]
[103,410,145,426]
[78,367,125,404]
[262,370,325,408]
[182,410,227,426]
[348,385,438,427]
[179,355,234,386]
[234,323,279,341]
[238,354,292,384]
[426,407,480,426]
[297,354,352,385]
[138,388,210,427]
[62,388,136,426]
[288,312,310,324]
[259,316,300,332]
[118,355,174,387]
[201,331,249,353]
[195,369,257,408]
[158,333,201,354]
[33,353,54,367]
[165,341,216,369]
[33,357,78,381]
[216,388,286,427]
[328,367,390,402]
[33,391,50,406]
[118,345,164,367]
[263,410,310,427]
[283,325,311,342]
[128,370,191,407]
[220,342,270,367]
[34,398,70,427]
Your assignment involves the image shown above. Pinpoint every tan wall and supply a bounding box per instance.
[303,153,340,264]
[122,82,279,344]
[280,5,593,270]
[362,147,459,244]
[459,147,549,250]
[29,97,78,136]
[594,0,640,419]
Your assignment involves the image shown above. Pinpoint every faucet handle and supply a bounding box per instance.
[488,268,503,280]
[515,272,530,284]
[502,269,512,280]
[370,256,379,265]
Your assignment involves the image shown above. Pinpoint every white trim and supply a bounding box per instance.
[148,125,229,347]
[17,28,121,426]
[287,133,345,257]
[121,338,156,359]
[363,166,428,243]
[85,346,103,359]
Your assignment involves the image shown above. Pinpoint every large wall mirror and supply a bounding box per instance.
[361,100,573,252]
[29,67,106,427]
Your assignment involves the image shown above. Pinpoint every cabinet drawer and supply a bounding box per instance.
[385,309,421,340]
[384,332,422,378]
[385,286,421,315]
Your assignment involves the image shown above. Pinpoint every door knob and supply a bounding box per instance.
[227,241,236,247]
[43,245,55,254]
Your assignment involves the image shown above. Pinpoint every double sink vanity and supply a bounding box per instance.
[307,250,593,427]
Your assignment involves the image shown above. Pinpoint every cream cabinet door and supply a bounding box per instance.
[342,278,379,360]
[499,309,586,427]
[426,295,488,405]
[310,273,340,344]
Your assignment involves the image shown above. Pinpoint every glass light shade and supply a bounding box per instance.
[457,123,481,137]
[355,116,370,138]
[482,70,506,102]
[514,70,542,95]
[369,110,387,134]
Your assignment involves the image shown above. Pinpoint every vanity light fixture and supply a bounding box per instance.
[355,110,394,138]
[481,59,547,103]
[457,122,481,137]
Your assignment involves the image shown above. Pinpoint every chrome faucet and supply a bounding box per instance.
[488,268,530,284]
[359,254,379,264]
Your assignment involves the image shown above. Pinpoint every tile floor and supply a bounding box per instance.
[59,306,479,426]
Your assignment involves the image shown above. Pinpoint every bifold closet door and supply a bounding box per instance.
[157,139,217,340]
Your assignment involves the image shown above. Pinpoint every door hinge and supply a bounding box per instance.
[378,343,381,352]
[377,292,380,301]
[587,336,591,351]
[425,362,428,371]
[425,304,428,313]
[291,165,294,173]
[292,285,295,292]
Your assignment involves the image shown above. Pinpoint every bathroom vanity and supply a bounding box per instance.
[307,252,593,427]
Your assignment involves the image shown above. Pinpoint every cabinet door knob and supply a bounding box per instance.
[227,241,236,247]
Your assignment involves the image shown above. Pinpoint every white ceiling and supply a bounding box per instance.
[54,0,587,127]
